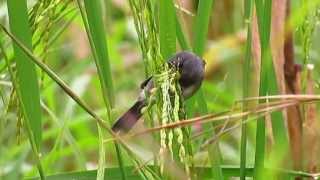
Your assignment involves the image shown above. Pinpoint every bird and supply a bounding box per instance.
[112,51,206,133]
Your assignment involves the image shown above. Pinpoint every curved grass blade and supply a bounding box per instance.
[78,0,126,179]
[82,0,115,108]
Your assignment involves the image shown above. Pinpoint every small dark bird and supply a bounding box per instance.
[112,51,206,133]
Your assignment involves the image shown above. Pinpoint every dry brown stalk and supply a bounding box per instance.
[284,0,303,172]
[104,96,320,142]
[304,65,320,174]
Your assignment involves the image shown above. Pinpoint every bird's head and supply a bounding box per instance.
[168,51,205,78]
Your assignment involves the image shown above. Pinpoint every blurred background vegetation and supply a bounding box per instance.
[1,0,320,179]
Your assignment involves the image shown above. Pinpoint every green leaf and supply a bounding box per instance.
[253,0,289,179]
[27,166,315,180]
[254,0,269,178]
[240,0,253,179]
[193,0,214,55]
[27,166,252,180]
[191,0,224,179]
[82,0,115,108]
[7,0,42,150]
[79,1,127,179]
[176,15,190,50]
[190,0,216,115]
[6,0,45,178]
[159,0,176,59]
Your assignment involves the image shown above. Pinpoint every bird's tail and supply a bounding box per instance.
[112,100,146,133]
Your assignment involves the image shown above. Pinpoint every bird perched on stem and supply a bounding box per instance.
[112,51,206,133]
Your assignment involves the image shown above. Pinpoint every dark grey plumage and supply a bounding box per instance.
[112,51,206,133]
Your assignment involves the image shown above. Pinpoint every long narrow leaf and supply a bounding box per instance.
[175,15,190,50]
[253,0,289,179]
[191,0,224,179]
[7,0,42,150]
[253,0,268,177]
[83,0,114,108]
[27,166,319,180]
[159,0,176,59]
[6,0,44,178]
[193,0,214,55]
[254,1,290,179]
[240,0,253,179]
[79,1,126,179]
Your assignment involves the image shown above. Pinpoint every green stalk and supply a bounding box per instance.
[253,0,268,178]
[192,0,224,179]
[254,0,274,179]
[6,0,44,178]
[193,0,214,56]
[254,0,290,179]
[79,0,126,179]
[240,0,253,179]
[190,0,215,115]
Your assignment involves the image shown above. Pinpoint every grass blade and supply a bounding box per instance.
[193,0,214,56]
[6,0,45,178]
[253,0,290,179]
[80,0,126,179]
[191,0,215,115]
[254,1,290,179]
[159,0,176,59]
[7,0,42,150]
[27,166,319,180]
[82,0,115,108]
[176,15,190,50]
[240,0,253,179]
[191,0,223,179]
[253,0,268,178]
[266,1,291,178]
